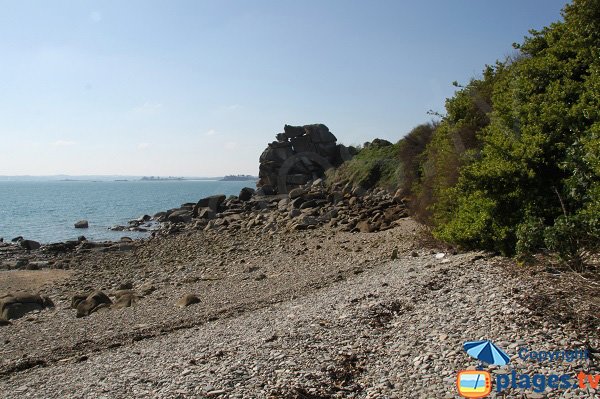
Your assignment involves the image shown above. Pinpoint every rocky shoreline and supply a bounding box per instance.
[0,178,597,397]
[0,125,597,398]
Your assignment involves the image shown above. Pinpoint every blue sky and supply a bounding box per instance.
[0,0,569,176]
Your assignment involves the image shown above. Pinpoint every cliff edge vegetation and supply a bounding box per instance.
[330,0,600,267]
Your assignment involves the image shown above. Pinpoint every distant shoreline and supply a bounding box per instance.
[0,175,258,182]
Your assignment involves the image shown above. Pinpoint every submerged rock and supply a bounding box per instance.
[74,220,89,229]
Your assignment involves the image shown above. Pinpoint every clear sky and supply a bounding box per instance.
[0,0,570,176]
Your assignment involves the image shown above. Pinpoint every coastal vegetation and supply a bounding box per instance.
[332,0,600,266]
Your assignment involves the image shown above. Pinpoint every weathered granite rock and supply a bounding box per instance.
[74,220,89,229]
[257,124,351,194]
[193,195,226,217]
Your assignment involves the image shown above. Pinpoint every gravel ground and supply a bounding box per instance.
[0,218,598,398]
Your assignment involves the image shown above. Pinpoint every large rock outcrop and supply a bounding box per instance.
[258,124,351,194]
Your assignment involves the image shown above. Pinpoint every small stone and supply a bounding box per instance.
[74,220,89,229]
[176,294,200,308]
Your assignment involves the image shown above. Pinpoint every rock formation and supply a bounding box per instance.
[0,293,54,320]
[257,124,352,194]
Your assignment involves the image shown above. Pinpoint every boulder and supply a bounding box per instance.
[167,210,193,223]
[239,187,255,202]
[75,291,112,318]
[0,293,54,320]
[257,123,352,194]
[153,211,167,221]
[304,124,336,143]
[193,195,226,216]
[74,220,89,229]
[283,124,306,138]
[197,208,216,220]
[18,239,41,250]
[288,188,306,200]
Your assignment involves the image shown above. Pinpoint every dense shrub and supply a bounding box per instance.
[430,0,600,261]
[332,0,599,264]
[329,123,435,194]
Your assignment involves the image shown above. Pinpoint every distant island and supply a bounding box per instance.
[140,176,185,181]
[220,175,258,182]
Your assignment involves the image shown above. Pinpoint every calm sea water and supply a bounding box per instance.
[0,180,252,243]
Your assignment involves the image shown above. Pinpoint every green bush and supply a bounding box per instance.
[331,0,599,263]
[330,123,435,194]
[428,0,600,260]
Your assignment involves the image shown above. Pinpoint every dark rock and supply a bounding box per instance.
[193,195,226,216]
[291,197,305,209]
[239,187,255,202]
[74,220,89,229]
[299,200,317,209]
[71,294,87,309]
[18,239,41,251]
[1,293,54,320]
[288,188,306,200]
[153,211,167,221]
[25,263,39,270]
[289,209,301,218]
[283,124,306,138]
[11,236,23,243]
[76,291,112,318]
[78,236,87,242]
[167,210,193,223]
[43,241,78,253]
[304,124,336,143]
[290,135,316,153]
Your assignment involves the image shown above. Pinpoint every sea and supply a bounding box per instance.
[0,180,253,243]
